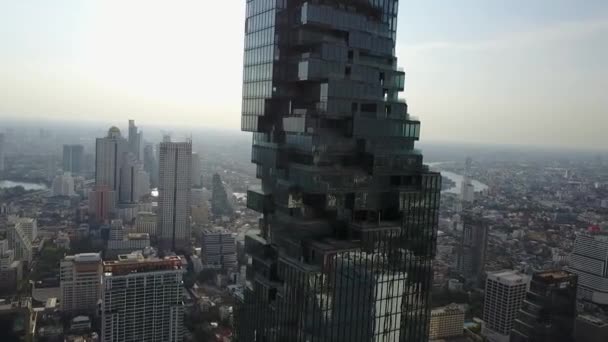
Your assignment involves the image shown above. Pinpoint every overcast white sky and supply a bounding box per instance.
[0,0,606,149]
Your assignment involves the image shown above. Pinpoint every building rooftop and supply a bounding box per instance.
[431,303,464,315]
[535,270,576,282]
[487,270,530,285]
[65,253,101,263]
[102,253,182,276]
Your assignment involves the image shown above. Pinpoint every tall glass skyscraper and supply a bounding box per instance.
[237,1,441,341]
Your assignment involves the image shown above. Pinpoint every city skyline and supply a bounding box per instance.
[0,2,607,342]
[0,0,606,148]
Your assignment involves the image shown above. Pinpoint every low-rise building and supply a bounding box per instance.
[429,303,465,340]
[135,212,157,236]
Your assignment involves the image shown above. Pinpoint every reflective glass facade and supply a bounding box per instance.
[237,1,440,341]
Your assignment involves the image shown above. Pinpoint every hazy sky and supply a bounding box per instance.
[0,1,606,148]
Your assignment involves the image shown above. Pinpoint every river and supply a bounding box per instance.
[0,180,48,191]
[440,171,488,195]
[427,162,488,194]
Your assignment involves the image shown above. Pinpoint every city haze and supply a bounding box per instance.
[1,0,606,148]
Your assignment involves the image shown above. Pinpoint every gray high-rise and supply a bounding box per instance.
[157,140,192,252]
[95,127,128,192]
[457,211,488,287]
[63,144,84,175]
[236,1,441,341]
[128,119,142,161]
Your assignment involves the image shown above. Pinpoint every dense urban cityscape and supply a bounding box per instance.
[1,118,607,342]
[1,1,606,342]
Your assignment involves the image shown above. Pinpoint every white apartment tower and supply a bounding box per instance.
[158,140,192,252]
[100,253,184,342]
[60,253,102,314]
[566,232,608,305]
[8,218,37,263]
[482,270,530,342]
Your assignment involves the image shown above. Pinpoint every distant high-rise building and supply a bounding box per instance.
[429,304,465,340]
[158,141,192,252]
[63,144,84,174]
[191,152,202,188]
[100,253,184,342]
[457,211,488,287]
[128,119,142,160]
[88,185,116,225]
[201,228,237,270]
[211,173,234,218]
[511,270,577,342]
[143,143,158,187]
[0,133,5,171]
[461,157,475,204]
[566,232,608,306]
[52,172,75,197]
[483,270,530,342]
[60,253,102,315]
[118,152,149,203]
[95,127,128,192]
[236,1,440,341]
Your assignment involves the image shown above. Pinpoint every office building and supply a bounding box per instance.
[88,185,116,225]
[107,220,150,257]
[483,270,530,342]
[0,133,4,171]
[143,143,158,187]
[100,252,184,342]
[457,210,488,287]
[201,228,237,270]
[60,253,102,315]
[118,152,149,203]
[511,270,577,342]
[236,1,440,341]
[574,315,608,342]
[107,234,150,258]
[118,152,137,203]
[63,144,84,174]
[158,140,192,252]
[566,232,608,305]
[136,211,157,237]
[0,240,14,270]
[128,119,142,160]
[429,304,465,340]
[95,126,128,192]
[0,260,22,293]
[191,152,202,188]
[52,172,75,197]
